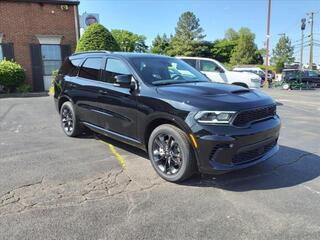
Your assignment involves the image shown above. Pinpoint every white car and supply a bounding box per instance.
[177,57,261,89]
[233,67,272,81]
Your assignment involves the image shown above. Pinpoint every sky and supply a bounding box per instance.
[79,0,320,64]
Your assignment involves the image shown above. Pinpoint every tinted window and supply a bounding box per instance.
[103,58,131,84]
[59,58,82,76]
[200,60,220,72]
[306,71,319,77]
[182,59,196,68]
[131,57,208,85]
[79,57,102,80]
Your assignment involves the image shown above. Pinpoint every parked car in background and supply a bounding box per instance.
[282,69,320,89]
[233,67,265,86]
[54,52,280,182]
[178,57,261,89]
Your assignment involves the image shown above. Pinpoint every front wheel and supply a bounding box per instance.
[148,124,196,182]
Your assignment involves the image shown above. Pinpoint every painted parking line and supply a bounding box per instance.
[98,140,127,170]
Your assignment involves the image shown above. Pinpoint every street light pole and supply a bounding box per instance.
[265,0,271,87]
[308,12,314,70]
[300,18,306,70]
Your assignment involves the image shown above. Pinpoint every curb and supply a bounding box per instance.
[0,92,49,99]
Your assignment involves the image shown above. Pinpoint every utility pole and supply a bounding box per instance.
[300,18,306,69]
[308,12,314,70]
[264,0,271,87]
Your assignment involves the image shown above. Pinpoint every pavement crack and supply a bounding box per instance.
[0,163,165,216]
[0,104,18,122]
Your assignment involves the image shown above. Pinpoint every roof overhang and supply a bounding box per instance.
[2,0,80,5]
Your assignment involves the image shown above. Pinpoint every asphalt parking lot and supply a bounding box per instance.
[0,88,320,240]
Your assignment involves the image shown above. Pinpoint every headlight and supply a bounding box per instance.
[195,111,236,124]
[251,77,261,82]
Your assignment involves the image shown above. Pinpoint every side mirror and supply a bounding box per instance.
[115,74,137,91]
[115,74,132,87]
[218,67,225,73]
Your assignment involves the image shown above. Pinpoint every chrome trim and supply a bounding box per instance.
[82,122,141,144]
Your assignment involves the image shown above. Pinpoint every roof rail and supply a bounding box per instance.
[72,50,112,56]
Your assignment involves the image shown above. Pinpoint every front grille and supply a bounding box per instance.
[232,140,277,164]
[233,105,276,127]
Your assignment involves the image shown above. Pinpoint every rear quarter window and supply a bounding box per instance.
[59,58,82,76]
[78,57,103,80]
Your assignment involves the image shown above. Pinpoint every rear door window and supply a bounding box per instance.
[78,57,103,80]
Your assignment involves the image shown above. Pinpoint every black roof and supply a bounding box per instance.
[4,0,80,5]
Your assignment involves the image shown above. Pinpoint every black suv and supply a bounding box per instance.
[54,51,281,182]
[282,69,320,88]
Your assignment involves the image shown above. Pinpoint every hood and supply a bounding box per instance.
[228,71,261,80]
[156,82,274,111]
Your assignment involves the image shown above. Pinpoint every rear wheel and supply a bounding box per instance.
[282,83,290,90]
[148,124,196,182]
[60,101,82,137]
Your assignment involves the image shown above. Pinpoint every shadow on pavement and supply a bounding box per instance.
[79,131,320,192]
[183,145,320,191]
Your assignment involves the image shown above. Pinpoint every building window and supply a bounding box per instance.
[41,45,62,76]
[0,45,3,60]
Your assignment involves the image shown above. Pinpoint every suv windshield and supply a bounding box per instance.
[131,57,208,86]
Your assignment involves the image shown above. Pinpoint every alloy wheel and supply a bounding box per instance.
[152,133,183,175]
[61,106,74,134]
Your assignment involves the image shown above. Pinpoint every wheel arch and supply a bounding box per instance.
[58,95,74,112]
[143,114,191,149]
[143,114,200,168]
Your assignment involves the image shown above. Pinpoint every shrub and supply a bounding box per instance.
[16,83,32,93]
[49,69,59,95]
[76,23,120,52]
[0,60,26,93]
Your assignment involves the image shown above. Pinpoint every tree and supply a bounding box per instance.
[224,28,239,41]
[271,35,294,66]
[211,39,237,63]
[76,24,120,52]
[167,11,206,56]
[191,41,212,57]
[111,29,148,52]
[150,34,171,55]
[230,27,262,65]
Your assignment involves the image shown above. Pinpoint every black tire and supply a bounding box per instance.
[60,101,82,137]
[148,124,196,182]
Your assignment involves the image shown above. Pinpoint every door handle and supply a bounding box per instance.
[98,89,109,95]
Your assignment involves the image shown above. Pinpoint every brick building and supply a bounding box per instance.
[0,0,80,91]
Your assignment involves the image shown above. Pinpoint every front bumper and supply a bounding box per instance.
[191,116,281,174]
[249,80,262,89]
